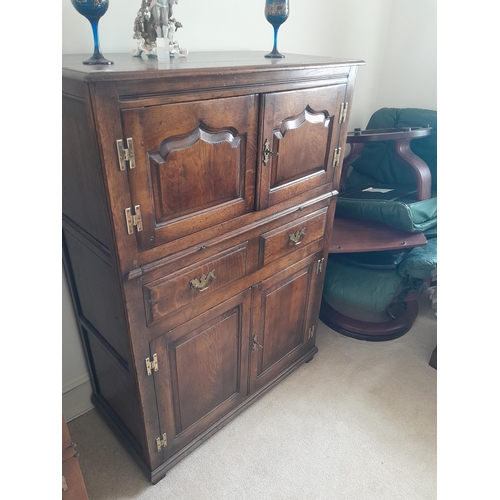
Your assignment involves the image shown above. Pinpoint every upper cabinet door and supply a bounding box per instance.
[121,95,258,252]
[257,85,346,210]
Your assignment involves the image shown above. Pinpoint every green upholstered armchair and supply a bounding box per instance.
[320,108,437,341]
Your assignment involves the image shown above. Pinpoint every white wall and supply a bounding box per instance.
[61,0,437,420]
[374,0,437,111]
[62,266,93,420]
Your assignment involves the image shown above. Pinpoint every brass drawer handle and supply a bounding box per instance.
[189,270,216,291]
[288,228,306,245]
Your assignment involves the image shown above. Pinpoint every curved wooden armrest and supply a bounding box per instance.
[346,126,432,144]
[340,126,433,200]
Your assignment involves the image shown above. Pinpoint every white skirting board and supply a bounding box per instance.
[63,377,94,422]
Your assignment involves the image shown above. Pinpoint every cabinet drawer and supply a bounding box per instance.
[144,243,248,325]
[259,207,327,267]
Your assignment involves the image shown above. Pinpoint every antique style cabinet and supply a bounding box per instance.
[62,52,363,483]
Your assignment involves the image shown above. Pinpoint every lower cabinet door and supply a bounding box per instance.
[151,290,251,457]
[250,252,321,393]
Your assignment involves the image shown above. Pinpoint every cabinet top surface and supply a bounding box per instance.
[62,51,364,81]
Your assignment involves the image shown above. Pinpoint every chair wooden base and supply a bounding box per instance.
[429,346,437,369]
[319,297,418,341]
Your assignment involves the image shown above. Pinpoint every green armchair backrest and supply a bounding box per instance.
[348,108,437,192]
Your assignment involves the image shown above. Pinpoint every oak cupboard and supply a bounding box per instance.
[62,52,363,483]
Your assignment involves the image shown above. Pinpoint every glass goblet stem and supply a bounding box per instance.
[272,26,279,53]
[90,21,101,58]
[83,18,113,65]
[265,24,284,58]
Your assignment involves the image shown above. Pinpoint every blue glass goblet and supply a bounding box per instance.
[71,0,113,65]
[264,0,289,59]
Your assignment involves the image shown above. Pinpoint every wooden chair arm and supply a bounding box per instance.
[339,142,364,192]
[339,126,433,200]
[346,126,432,143]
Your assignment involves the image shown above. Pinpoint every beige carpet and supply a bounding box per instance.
[68,292,437,500]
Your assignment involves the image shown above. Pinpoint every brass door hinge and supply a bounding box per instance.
[156,432,167,452]
[339,102,349,123]
[316,258,325,275]
[62,475,68,492]
[125,205,143,234]
[145,353,158,376]
[116,138,136,170]
[307,325,315,340]
[333,147,342,168]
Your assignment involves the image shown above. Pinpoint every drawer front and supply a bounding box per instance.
[259,207,328,267]
[144,243,248,325]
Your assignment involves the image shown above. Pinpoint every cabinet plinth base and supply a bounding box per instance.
[92,346,318,484]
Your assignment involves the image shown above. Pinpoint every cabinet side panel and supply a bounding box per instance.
[64,230,131,364]
[86,331,144,453]
[62,93,112,249]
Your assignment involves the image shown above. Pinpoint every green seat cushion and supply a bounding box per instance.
[336,196,437,233]
[423,224,437,239]
[323,256,405,313]
[339,107,437,232]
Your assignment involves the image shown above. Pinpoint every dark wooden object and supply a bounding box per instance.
[62,415,88,499]
[62,52,363,483]
[334,125,431,256]
[340,126,432,199]
[321,124,434,340]
[320,298,419,341]
[329,217,427,254]
[429,346,437,369]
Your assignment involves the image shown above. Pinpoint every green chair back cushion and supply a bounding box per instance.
[347,107,437,191]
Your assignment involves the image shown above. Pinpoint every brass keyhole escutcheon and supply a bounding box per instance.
[252,335,264,350]
[263,138,279,165]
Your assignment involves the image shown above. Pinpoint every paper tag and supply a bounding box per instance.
[362,187,394,193]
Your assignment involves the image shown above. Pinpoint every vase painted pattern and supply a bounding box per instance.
[264,1,289,23]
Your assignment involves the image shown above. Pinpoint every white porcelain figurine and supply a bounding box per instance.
[133,0,188,58]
